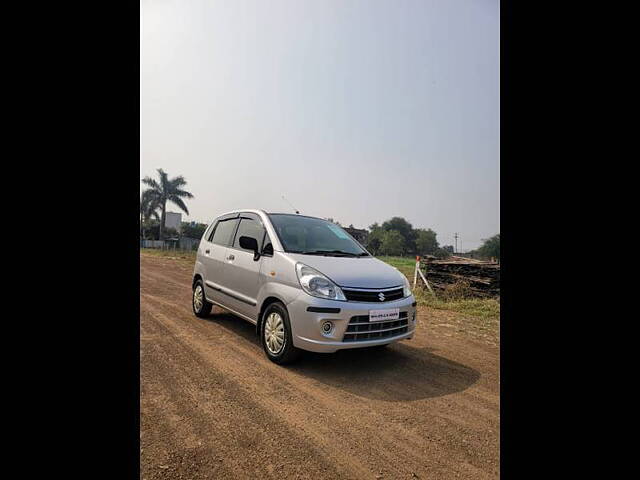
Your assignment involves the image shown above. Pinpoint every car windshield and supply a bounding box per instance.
[268,214,369,256]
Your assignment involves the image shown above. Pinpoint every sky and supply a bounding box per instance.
[140,0,499,251]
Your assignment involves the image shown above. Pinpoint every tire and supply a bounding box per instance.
[192,279,213,318]
[261,302,301,365]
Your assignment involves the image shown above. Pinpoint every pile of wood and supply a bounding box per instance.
[418,256,500,297]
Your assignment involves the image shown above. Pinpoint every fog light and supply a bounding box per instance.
[412,312,416,322]
[321,321,333,335]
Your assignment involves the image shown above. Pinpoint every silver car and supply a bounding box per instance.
[192,209,417,364]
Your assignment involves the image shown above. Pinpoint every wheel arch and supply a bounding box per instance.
[256,296,287,336]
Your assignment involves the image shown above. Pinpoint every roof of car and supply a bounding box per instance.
[215,208,267,217]
[215,209,325,220]
[267,212,317,217]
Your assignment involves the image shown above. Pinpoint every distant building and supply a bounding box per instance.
[165,212,182,231]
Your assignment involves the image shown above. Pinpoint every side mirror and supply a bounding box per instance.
[239,236,260,260]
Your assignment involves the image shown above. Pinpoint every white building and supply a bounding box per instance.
[164,212,182,232]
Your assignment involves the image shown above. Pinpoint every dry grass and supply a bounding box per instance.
[378,256,500,324]
[140,248,197,261]
[414,288,500,320]
[412,288,500,344]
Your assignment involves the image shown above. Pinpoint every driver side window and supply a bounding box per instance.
[233,218,265,251]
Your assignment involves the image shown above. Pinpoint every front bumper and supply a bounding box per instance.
[287,292,417,353]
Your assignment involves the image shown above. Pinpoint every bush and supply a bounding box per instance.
[440,280,474,300]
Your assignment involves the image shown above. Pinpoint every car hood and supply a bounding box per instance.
[286,254,406,289]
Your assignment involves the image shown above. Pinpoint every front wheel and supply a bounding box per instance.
[192,280,213,318]
[261,302,301,365]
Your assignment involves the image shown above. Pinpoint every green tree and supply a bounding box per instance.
[433,245,453,259]
[163,227,179,239]
[415,228,439,255]
[182,222,208,239]
[380,230,404,256]
[381,217,414,253]
[367,223,384,255]
[477,234,500,260]
[145,221,161,240]
[140,189,161,239]
[141,169,194,240]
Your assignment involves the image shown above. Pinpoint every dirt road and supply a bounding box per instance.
[140,254,499,479]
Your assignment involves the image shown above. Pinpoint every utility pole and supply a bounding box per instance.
[454,232,459,254]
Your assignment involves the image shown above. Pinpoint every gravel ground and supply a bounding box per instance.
[140,254,499,479]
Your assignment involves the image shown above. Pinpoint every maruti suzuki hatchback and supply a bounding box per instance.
[192,210,417,364]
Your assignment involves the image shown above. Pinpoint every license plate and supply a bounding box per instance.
[369,308,399,322]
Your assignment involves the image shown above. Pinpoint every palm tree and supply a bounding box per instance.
[141,168,194,240]
[140,189,161,239]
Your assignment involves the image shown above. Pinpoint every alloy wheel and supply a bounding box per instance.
[193,284,204,312]
[264,312,285,354]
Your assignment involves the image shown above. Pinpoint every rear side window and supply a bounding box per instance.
[233,218,265,250]
[210,218,239,246]
[203,223,215,240]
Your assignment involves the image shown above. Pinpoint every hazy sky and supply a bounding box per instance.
[141,0,499,250]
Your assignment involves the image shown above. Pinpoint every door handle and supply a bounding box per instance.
[227,254,235,261]
[205,249,210,254]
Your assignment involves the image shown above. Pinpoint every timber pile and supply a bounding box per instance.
[419,257,500,297]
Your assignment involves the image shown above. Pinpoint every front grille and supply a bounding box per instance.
[342,287,404,303]
[342,311,409,342]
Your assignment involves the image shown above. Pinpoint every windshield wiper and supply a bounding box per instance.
[301,250,368,257]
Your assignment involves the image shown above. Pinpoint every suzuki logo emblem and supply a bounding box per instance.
[378,292,385,301]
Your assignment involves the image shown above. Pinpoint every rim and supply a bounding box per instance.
[264,312,285,354]
[193,285,204,312]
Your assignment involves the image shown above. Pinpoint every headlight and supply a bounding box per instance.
[402,276,412,298]
[295,263,346,301]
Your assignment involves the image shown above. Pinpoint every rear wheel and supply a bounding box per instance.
[192,280,213,318]
[261,302,301,364]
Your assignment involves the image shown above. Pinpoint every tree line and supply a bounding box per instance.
[364,216,499,260]
[363,217,454,258]
[139,170,498,260]
[467,234,500,261]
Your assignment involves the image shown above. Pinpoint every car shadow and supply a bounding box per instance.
[206,310,480,402]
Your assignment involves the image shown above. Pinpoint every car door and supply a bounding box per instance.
[200,213,239,304]
[219,212,267,320]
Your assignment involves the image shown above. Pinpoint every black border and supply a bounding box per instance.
[28,2,142,477]
[18,1,612,477]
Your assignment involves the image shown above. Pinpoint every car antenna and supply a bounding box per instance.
[281,195,300,214]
